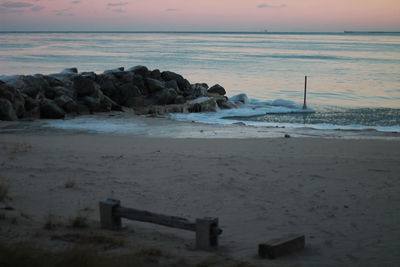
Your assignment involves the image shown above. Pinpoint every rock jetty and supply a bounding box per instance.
[0,66,238,121]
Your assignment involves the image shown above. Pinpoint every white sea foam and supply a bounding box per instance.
[39,94,400,135]
[171,94,314,123]
[38,106,399,139]
[44,117,148,134]
[169,94,400,133]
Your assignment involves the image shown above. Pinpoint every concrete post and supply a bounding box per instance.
[196,217,219,250]
[99,198,122,230]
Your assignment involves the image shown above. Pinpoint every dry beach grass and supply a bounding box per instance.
[0,131,399,266]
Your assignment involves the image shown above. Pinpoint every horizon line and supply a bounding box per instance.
[1,30,400,34]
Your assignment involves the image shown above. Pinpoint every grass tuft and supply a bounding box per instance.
[0,241,247,267]
[84,235,125,249]
[7,142,32,160]
[64,180,76,188]
[44,214,57,230]
[136,247,163,257]
[0,183,9,202]
[51,233,125,249]
[70,215,88,229]
[54,246,100,267]
[20,212,30,219]
[11,216,17,225]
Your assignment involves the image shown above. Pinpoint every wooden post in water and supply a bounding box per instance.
[303,76,307,109]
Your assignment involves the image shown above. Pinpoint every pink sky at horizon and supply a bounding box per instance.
[0,0,399,31]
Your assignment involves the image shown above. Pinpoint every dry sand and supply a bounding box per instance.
[1,128,400,266]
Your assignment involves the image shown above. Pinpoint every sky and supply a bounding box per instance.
[0,0,399,32]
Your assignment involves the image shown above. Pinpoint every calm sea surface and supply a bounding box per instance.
[1,32,399,132]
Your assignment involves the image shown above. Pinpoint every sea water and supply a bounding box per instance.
[1,32,399,134]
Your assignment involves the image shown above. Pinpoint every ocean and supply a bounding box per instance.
[1,32,399,135]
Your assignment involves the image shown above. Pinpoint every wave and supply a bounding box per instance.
[169,94,400,133]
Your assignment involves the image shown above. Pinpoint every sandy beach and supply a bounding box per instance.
[1,119,399,266]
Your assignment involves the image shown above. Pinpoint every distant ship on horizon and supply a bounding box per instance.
[344,30,400,33]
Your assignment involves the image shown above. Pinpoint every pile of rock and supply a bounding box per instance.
[0,66,238,121]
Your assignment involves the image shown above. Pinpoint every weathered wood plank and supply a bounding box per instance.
[258,234,305,259]
[114,206,196,232]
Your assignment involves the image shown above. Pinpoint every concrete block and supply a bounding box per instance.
[99,198,122,230]
[258,234,305,259]
[196,217,219,250]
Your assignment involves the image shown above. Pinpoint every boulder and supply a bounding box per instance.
[44,75,65,87]
[185,97,218,113]
[150,69,161,80]
[165,80,179,91]
[45,86,74,100]
[61,68,78,74]
[197,83,209,89]
[80,72,97,81]
[144,105,185,115]
[13,91,25,118]
[131,75,146,95]
[174,95,186,104]
[230,93,249,105]
[73,76,99,97]
[189,84,207,98]
[208,84,226,95]
[0,82,25,118]
[48,73,74,87]
[21,75,50,98]
[150,88,178,105]
[128,65,149,77]
[101,95,122,111]
[160,71,182,82]
[0,66,236,119]
[161,71,191,93]
[81,96,101,112]
[103,67,124,75]
[0,75,25,90]
[114,83,142,106]
[117,71,135,83]
[79,87,104,112]
[64,101,79,113]
[99,80,116,97]
[23,106,40,118]
[97,72,116,83]
[0,82,16,102]
[40,100,66,119]
[141,96,218,115]
[217,99,237,109]
[90,86,103,99]
[125,96,144,108]
[76,101,91,115]
[53,95,78,113]
[145,77,165,94]
[0,98,17,121]
[24,96,39,112]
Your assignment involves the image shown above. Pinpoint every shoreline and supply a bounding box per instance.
[1,112,399,140]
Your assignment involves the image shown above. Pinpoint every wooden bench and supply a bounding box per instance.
[99,198,222,250]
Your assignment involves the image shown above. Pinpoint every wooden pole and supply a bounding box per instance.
[303,76,307,109]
